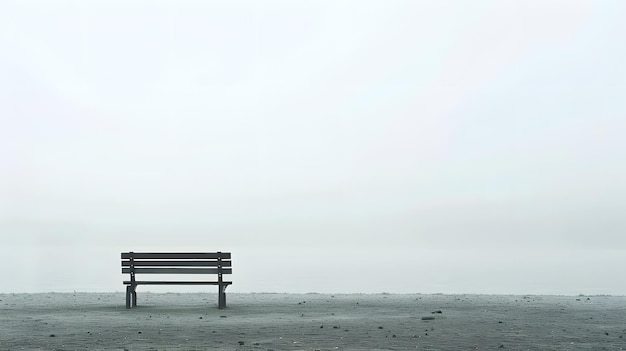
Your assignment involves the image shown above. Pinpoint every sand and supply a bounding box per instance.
[0,292,625,350]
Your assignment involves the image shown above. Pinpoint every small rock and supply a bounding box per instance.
[431,310,442,314]
[199,316,203,319]
[138,331,142,334]
[422,316,436,321]
[320,325,323,328]
[605,332,609,336]
[220,315,227,318]
[238,341,245,345]
[49,334,55,337]
[378,326,384,329]
[499,344,505,348]
[392,334,397,338]
[333,326,339,329]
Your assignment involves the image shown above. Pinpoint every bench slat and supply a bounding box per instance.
[123,281,233,285]
[122,260,231,267]
[121,252,231,259]
[122,267,232,275]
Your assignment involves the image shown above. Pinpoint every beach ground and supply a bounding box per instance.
[0,292,624,350]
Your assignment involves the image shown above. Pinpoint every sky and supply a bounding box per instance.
[1,0,625,295]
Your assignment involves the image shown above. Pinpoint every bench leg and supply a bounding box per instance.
[126,286,132,309]
[126,285,137,309]
[218,284,227,309]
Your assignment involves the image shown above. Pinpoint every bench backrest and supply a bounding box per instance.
[121,252,232,279]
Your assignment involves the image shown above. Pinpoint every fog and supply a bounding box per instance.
[1,0,625,294]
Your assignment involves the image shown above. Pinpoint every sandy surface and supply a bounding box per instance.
[0,292,625,350]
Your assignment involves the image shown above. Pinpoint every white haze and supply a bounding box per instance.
[1,0,625,294]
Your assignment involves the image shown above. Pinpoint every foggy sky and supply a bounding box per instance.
[1,1,625,293]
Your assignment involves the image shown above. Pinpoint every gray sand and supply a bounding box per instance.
[1,293,625,350]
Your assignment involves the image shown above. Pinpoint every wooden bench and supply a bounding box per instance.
[121,252,232,309]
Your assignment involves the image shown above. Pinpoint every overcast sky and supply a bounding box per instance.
[1,1,625,294]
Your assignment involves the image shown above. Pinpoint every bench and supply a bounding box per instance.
[121,252,232,309]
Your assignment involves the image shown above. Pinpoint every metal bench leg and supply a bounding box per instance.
[132,287,137,307]
[126,286,132,309]
[218,284,227,309]
[126,285,137,309]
